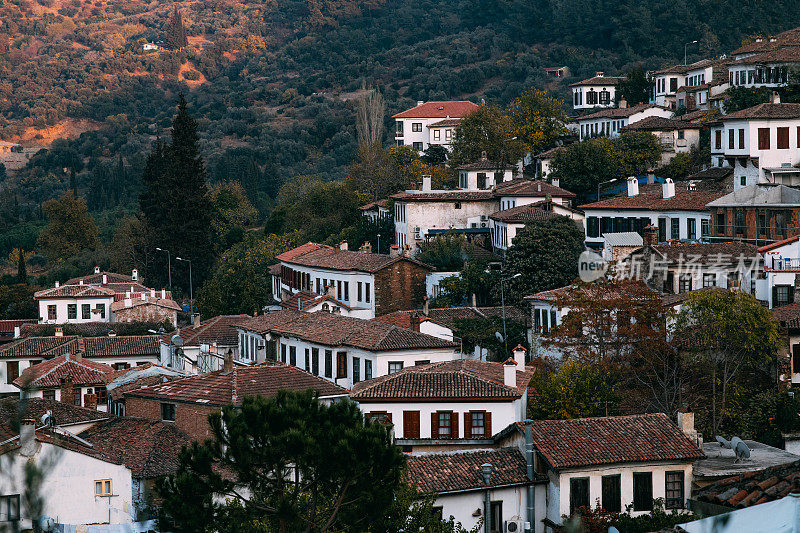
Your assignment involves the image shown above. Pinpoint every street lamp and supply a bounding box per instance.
[155,247,172,290]
[480,463,493,533]
[596,178,619,202]
[498,136,519,181]
[175,257,193,322]
[684,40,698,65]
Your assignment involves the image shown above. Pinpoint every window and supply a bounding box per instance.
[304,348,310,371]
[489,501,503,533]
[47,305,56,321]
[323,350,332,378]
[352,357,360,383]
[357,282,362,301]
[670,218,680,240]
[367,411,392,424]
[414,360,430,366]
[412,122,422,132]
[289,346,296,366]
[793,344,800,375]
[701,219,710,237]
[777,126,790,149]
[412,142,423,151]
[633,472,654,511]
[336,351,347,379]
[1,494,20,521]
[570,477,590,514]
[388,361,404,374]
[601,474,621,513]
[43,389,55,401]
[161,403,176,422]
[433,129,440,140]
[5,362,18,384]
[434,411,454,438]
[587,217,600,238]
[715,212,726,235]
[599,89,610,105]
[403,410,420,439]
[775,285,794,307]
[67,304,77,320]
[312,348,319,375]
[365,359,372,380]
[82,304,90,319]
[365,283,371,303]
[678,274,692,293]
[728,129,735,149]
[73,386,82,406]
[669,77,677,92]
[703,273,716,287]
[758,127,770,150]
[454,202,461,209]
[587,89,597,105]
[94,479,112,497]
[677,129,685,140]
[95,386,107,404]
[665,471,685,509]
[343,282,349,301]
[469,411,489,438]
[738,128,745,149]
[688,218,696,240]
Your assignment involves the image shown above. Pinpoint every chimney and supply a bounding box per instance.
[20,419,36,457]
[360,241,372,254]
[416,100,424,107]
[339,241,348,251]
[626,176,639,197]
[76,337,85,357]
[662,178,675,199]
[550,176,560,188]
[471,293,477,307]
[421,174,432,192]
[537,183,542,192]
[94,266,100,274]
[79,280,83,285]
[677,408,702,446]
[390,244,401,258]
[193,313,201,327]
[150,288,156,298]
[647,169,655,184]
[596,71,604,77]
[512,344,527,366]
[102,274,107,284]
[422,297,429,316]
[481,150,488,161]
[55,326,63,337]
[124,297,132,308]
[619,97,628,109]
[54,281,59,288]
[409,313,420,332]
[131,268,138,281]
[223,349,233,373]
[643,225,659,246]
[84,393,98,410]
[140,292,146,301]
[772,91,781,104]
[13,326,20,339]
[161,289,166,299]
[326,284,335,298]
[60,377,74,405]
[503,358,517,388]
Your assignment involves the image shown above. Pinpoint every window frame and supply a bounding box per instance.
[778,127,790,149]
[388,361,404,374]
[570,477,590,515]
[665,470,685,509]
[336,351,347,379]
[601,474,621,513]
[161,402,176,422]
[1,494,20,521]
[632,471,654,512]
[94,479,113,497]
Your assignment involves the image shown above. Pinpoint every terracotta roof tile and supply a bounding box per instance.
[694,459,800,509]
[456,159,515,171]
[392,101,478,119]
[577,103,666,121]
[350,359,533,401]
[407,447,533,494]
[65,271,134,285]
[391,190,496,202]
[34,285,115,299]
[489,201,580,223]
[736,46,800,65]
[277,243,431,273]
[428,118,462,127]
[374,306,528,331]
[493,179,576,198]
[13,353,114,388]
[0,397,110,435]
[654,59,716,75]
[0,319,36,335]
[569,76,625,87]
[579,182,725,211]
[526,413,704,469]
[624,116,699,131]
[722,103,800,121]
[177,315,251,346]
[0,335,160,360]
[646,241,760,264]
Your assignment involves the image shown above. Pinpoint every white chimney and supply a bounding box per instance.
[161,289,166,299]
[13,326,20,338]
[619,97,628,109]
[512,345,527,366]
[124,298,132,308]
[79,280,83,285]
[54,281,59,288]
[627,176,639,197]
[102,274,107,284]
[140,293,146,301]
[339,241,348,251]
[150,288,156,298]
[503,358,517,388]
[647,169,656,184]
[596,71,604,77]
[551,176,560,188]
[131,268,138,281]
[416,100,424,107]
[662,178,675,199]
[94,266,100,274]
[421,174,432,192]
[20,419,36,457]
[677,409,702,446]
[772,91,781,104]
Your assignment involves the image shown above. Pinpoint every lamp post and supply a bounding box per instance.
[481,463,493,533]
[684,40,698,65]
[376,233,381,254]
[155,247,172,290]
[596,178,619,202]
[498,136,518,182]
[175,257,193,322]
[499,272,521,358]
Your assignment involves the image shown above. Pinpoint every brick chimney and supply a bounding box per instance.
[60,377,74,405]
[503,358,517,388]
[360,241,372,254]
[390,245,401,258]
[677,407,702,446]
[619,97,628,109]
[409,312,420,332]
[643,225,659,246]
[84,393,98,410]
[223,349,234,373]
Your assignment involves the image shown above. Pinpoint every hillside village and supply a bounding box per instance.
[8,16,800,533]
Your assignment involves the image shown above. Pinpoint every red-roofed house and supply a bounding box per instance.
[392,100,478,152]
[570,73,625,111]
[12,353,114,409]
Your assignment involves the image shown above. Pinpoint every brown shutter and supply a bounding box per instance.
[431,412,439,438]
[464,412,472,438]
[403,411,420,439]
[451,411,459,439]
[484,411,492,438]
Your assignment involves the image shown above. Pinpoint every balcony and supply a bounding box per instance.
[768,256,800,271]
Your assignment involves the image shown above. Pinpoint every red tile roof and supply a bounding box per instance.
[456,159,516,171]
[407,447,533,494]
[275,242,325,262]
[236,310,457,352]
[771,302,800,329]
[77,417,194,478]
[34,285,115,299]
[645,241,760,264]
[13,353,114,388]
[391,190,496,202]
[489,200,582,224]
[358,199,388,210]
[0,319,36,335]
[722,103,800,121]
[569,76,625,87]
[65,271,134,285]
[654,59,716,75]
[178,314,251,347]
[493,179,576,198]
[124,361,348,406]
[111,296,181,312]
[624,116,699,131]
[374,306,528,331]
[428,118,462,127]
[736,46,800,65]
[0,335,161,360]
[392,101,478,119]
[276,243,431,273]
[526,414,704,469]
[350,359,533,401]
[577,103,666,121]
[759,235,800,253]
[579,182,725,212]
[0,397,110,439]
[279,291,352,312]
[693,459,800,509]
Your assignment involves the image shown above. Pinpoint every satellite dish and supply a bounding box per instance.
[40,410,54,428]
[731,437,751,462]
[495,332,504,342]
[715,435,732,448]
[171,334,184,347]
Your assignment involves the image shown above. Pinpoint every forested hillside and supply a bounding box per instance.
[1,0,799,280]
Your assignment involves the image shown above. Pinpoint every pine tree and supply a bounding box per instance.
[16,248,27,284]
[166,8,188,50]
[69,167,77,197]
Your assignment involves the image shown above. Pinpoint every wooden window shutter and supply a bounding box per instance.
[484,412,492,437]
[464,412,472,438]
[403,411,419,439]
[450,411,459,439]
[431,412,439,438]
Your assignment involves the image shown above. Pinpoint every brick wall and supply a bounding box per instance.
[125,396,218,441]
[374,260,428,316]
[712,207,800,241]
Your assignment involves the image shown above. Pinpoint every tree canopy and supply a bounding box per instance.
[37,193,100,262]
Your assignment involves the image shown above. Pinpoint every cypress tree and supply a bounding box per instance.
[166,8,188,50]
[16,248,26,284]
[69,167,78,197]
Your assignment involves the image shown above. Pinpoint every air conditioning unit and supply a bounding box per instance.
[480,215,488,221]
[505,520,525,533]
[481,222,487,228]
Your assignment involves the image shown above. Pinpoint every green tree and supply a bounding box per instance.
[208,181,258,247]
[421,144,449,165]
[37,193,100,261]
[431,259,499,308]
[615,131,663,176]
[16,247,27,284]
[508,88,568,155]
[449,105,523,168]
[157,390,407,532]
[108,216,146,274]
[0,283,39,319]
[723,85,773,113]
[616,65,654,106]
[453,316,528,362]
[549,137,619,200]
[196,232,302,317]
[417,233,474,271]
[501,216,585,307]
[166,7,188,50]
[528,360,619,419]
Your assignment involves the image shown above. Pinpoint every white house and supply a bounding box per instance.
[358,199,390,222]
[351,355,533,449]
[575,102,672,141]
[570,73,625,111]
[652,59,716,109]
[496,413,703,528]
[11,353,114,409]
[158,314,250,374]
[489,200,585,253]
[392,101,478,152]
[234,309,458,389]
[581,177,725,248]
[456,155,515,190]
[271,242,431,319]
[716,98,800,190]
[624,116,702,166]
[759,236,800,308]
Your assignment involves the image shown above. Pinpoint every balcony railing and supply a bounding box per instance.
[769,256,800,271]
